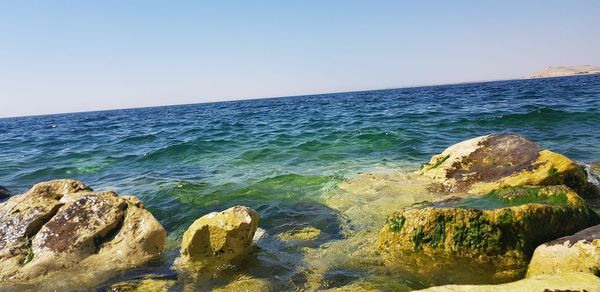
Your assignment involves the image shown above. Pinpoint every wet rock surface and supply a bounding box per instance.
[419,271,600,292]
[527,224,600,277]
[109,277,177,292]
[418,133,599,198]
[212,275,273,292]
[591,161,600,181]
[276,225,321,242]
[0,179,166,289]
[177,205,260,269]
[377,185,598,283]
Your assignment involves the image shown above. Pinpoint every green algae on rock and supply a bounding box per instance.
[527,223,600,277]
[418,133,599,198]
[0,180,166,289]
[377,185,598,283]
[177,205,260,270]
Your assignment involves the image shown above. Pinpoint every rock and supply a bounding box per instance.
[252,227,267,243]
[276,226,321,242]
[591,161,600,181]
[377,185,598,283]
[213,275,273,292]
[326,172,443,228]
[418,271,600,291]
[527,224,600,277]
[418,133,599,198]
[0,179,166,288]
[179,205,259,267]
[109,278,176,292]
[0,185,10,199]
[322,281,381,292]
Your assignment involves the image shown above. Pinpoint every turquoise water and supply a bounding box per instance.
[1,75,600,289]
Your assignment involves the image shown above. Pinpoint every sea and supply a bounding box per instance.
[1,74,599,290]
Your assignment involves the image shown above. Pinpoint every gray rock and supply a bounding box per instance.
[0,186,10,199]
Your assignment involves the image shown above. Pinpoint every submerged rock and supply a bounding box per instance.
[109,278,176,292]
[212,275,273,292]
[276,226,321,242]
[327,172,443,227]
[0,185,10,199]
[178,205,259,268]
[418,133,599,198]
[527,224,600,277]
[377,185,598,283]
[0,179,166,288]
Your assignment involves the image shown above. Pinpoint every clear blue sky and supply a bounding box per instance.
[1,1,599,117]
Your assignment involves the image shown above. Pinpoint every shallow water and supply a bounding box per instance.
[1,75,600,290]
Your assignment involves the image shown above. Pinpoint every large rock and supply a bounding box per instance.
[418,133,599,198]
[377,185,598,283]
[179,205,259,267]
[418,272,600,291]
[527,224,600,277]
[0,180,166,289]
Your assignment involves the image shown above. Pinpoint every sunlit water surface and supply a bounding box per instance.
[1,75,600,290]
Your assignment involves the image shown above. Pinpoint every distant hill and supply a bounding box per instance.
[528,65,600,78]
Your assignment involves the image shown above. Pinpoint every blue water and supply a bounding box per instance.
[1,74,600,289]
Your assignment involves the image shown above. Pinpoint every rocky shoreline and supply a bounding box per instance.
[1,133,599,291]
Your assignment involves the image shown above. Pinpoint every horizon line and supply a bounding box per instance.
[0,74,582,120]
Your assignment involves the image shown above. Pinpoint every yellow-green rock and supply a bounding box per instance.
[276,226,321,242]
[418,272,600,291]
[418,133,599,198]
[212,275,273,292]
[179,205,259,266]
[109,278,176,292]
[321,281,381,292]
[377,185,598,283]
[527,224,600,277]
[0,180,166,289]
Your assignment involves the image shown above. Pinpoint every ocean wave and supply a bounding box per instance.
[479,107,599,126]
[116,133,159,144]
[141,139,236,161]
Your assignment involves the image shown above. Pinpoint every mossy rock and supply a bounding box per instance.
[418,133,599,198]
[377,185,598,284]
